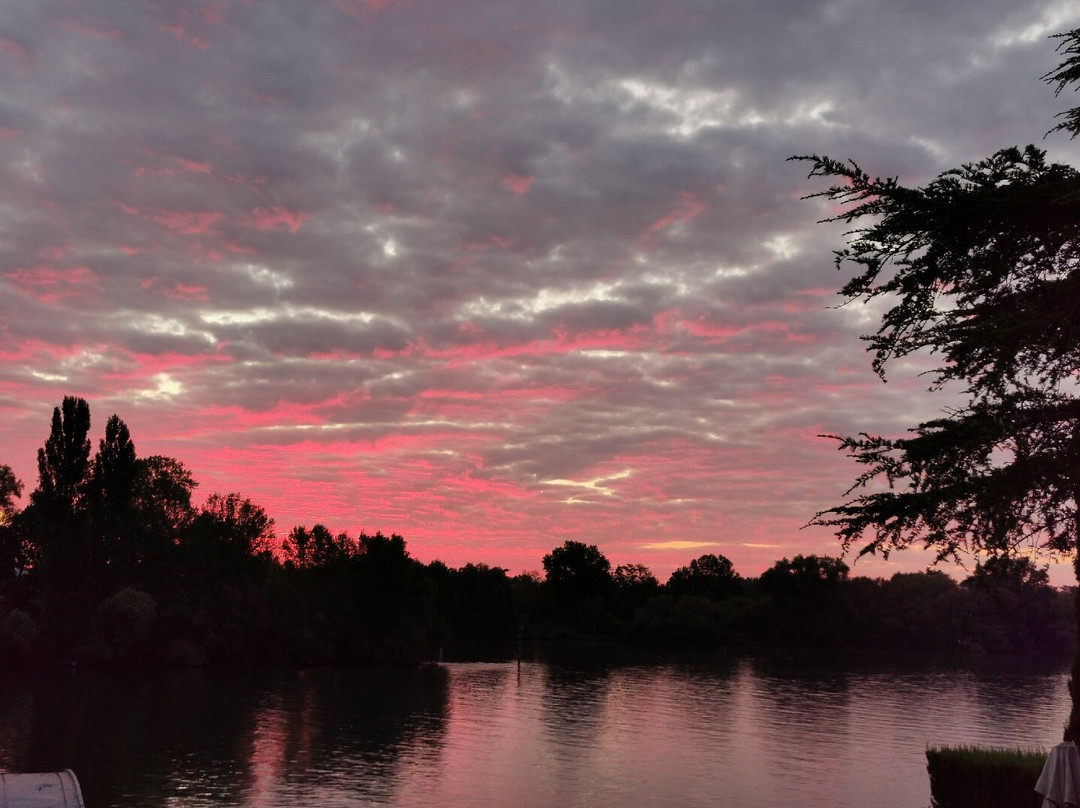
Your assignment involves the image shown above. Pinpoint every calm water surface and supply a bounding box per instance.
[0,650,1069,807]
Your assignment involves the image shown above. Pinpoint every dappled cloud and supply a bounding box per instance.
[2,0,1080,579]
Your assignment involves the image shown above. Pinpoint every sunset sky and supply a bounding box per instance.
[4,0,1080,582]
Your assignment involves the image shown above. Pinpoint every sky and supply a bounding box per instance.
[3,0,1080,583]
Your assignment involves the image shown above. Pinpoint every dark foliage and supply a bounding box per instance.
[794,146,1080,565]
[794,29,1080,739]
[667,554,742,600]
[542,540,613,612]
[0,464,25,571]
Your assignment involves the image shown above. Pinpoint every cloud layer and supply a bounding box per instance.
[3,0,1080,579]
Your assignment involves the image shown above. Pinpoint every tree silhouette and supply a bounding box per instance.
[284,524,356,569]
[795,29,1080,736]
[32,396,91,516]
[131,455,198,548]
[196,493,276,560]
[542,540,612,610]
[88,415,139,575]
[0,464,24,570]
[26,396,92,579]
[0,464,21,517]
[667,554,741,600]
[758,555,849,598]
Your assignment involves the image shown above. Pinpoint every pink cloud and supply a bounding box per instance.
[639,191,708,248]
[137,277,210,300]
[125,350,230,372]
[120,204,224,236]
[401,326,650,365]
[678,316,742,340]
[166,283,209,300]
[223,172,269,189]
[152,210,223,235]
[372,343,418,360]
[193,392,381,434]
[156,2,227,49]
[193,248,224,263]
[777,291,832,314]
[302,350,370,363]
[196,404,332,431]
[135,154,213,177]
[158,22,211,50]
[93,351,232,389]
[0,339,87,363]
[677,316,819,348]
[416,386,583,404]
[37,246,74,260]
[0,37,25,60]
[457,321,483,335]
[5,266,101,303]
[410,385,586,421]
[795,286,833,298]
[444,474,535,500]
[502,173,534,195]
[245,207,310,233]
[367,431,503,453]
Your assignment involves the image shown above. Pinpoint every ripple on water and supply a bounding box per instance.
[0,655,1069,808]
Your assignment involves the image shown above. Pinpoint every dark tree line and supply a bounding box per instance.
[530,540,1071,655]
[0,398,1070,667]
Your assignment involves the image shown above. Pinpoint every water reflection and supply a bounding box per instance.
[0,652,1070,808]
[0,666,450,808]
[401,663,526,807]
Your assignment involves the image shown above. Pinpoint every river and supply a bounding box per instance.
[0,649,1069,807]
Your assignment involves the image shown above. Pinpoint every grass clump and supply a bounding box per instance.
[926,745,1046,808]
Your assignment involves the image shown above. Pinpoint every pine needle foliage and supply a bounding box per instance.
[792,146,1080,565]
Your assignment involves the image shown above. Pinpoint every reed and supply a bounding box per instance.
[925,745,1046,808]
